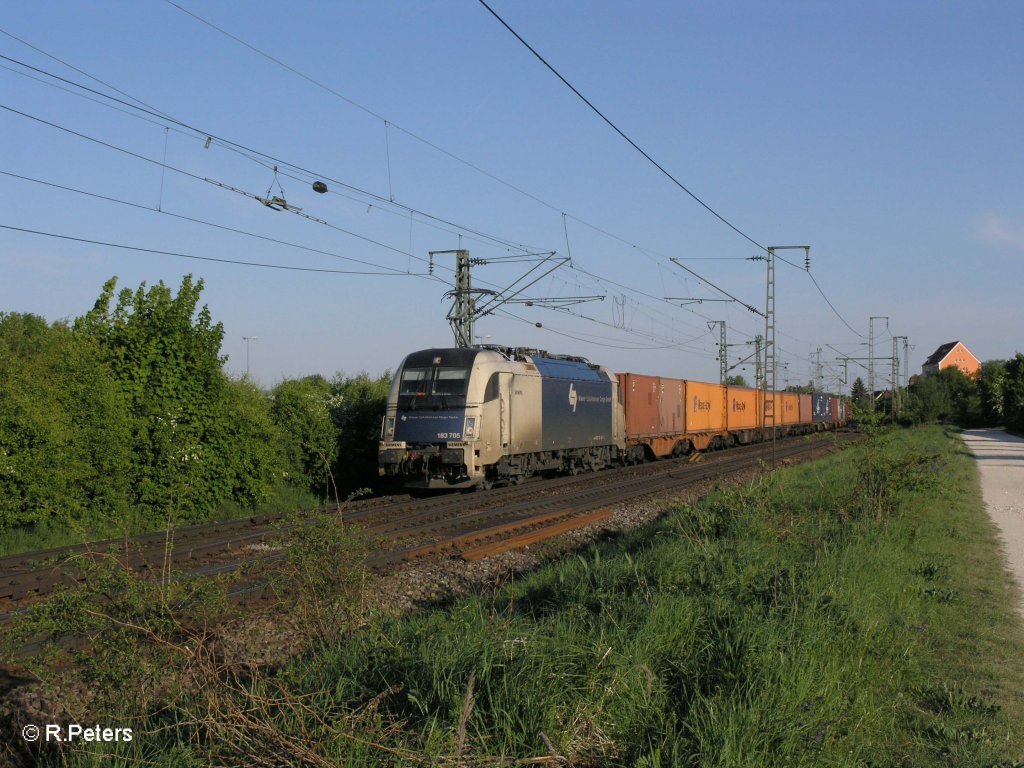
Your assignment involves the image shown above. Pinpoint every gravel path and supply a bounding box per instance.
[961,428,1024,618]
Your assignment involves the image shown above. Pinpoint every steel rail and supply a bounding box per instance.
[0,433,852,622]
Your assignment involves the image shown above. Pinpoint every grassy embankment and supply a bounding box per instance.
[35,426,1024,766]
[0,484,321,559]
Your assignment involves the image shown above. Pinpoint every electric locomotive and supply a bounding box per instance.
[377,346,625,489]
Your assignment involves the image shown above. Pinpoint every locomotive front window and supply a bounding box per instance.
[432,367,470,396]
[397,365,471,408]
[399,368,430,396]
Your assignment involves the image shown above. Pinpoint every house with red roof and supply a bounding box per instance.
[921,341,981,379]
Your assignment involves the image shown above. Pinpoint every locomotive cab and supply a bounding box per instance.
[378,347,507,489]
[379,346,623,490]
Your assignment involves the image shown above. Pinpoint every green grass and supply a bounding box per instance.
[36,426,1024,767]
[0,482,320,558]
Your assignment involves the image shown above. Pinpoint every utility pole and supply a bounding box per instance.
[868,316,888,413]
[710,321,727,385]
[453,249,473,347]
[431,249,475,347]
[430,248,580,347]
[815,347,823,393]
[764,248,776,441]
[902,337,910,391]
[754,335,763,389]
[892,335,908,420]
[242,336,257,378]
[835,357,849,388]
[891,336,899,423]
[763,246,809,457]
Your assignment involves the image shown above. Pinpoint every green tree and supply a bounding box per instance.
[850,377,867,404]
[74,275,277,522]
[271,376,339,497]
[940,367,981,426]
[1003,353,1024,432]
[212,377,289,508]
[905,374,951,424]
[726,374,748,387]
[902,367,981,426]
[0,313,131,531]
[977,360,1007,427]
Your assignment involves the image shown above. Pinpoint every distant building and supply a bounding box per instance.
[921,341,981,378]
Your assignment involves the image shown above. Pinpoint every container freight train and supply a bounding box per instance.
[378,346,848,490]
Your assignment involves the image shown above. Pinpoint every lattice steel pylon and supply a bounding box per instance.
[431,249,478,347]
[754,335,763,389]
[763,248,776,440]
[868,316,888,413]
[761,246,809,464]
[710,320,727,385]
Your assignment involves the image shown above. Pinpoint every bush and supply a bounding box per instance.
[0,313,131,530]
[328,372,391,497]
[270,376,339,498]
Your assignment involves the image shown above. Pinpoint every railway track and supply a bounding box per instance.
[0,432,852,625]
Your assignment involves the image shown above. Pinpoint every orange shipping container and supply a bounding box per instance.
[617,373,660,437]
[799,394,812,425]
[658,377,685,433]
[781,392,800,425]
[727,386,760,431]
[685,380,726,432]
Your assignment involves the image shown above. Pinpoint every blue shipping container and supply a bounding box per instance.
[533,357,615,450]
[811,394,832,423]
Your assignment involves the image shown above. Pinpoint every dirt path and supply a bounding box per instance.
[961,428,1024,618]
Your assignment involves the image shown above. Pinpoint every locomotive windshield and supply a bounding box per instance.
[398,366,470,408]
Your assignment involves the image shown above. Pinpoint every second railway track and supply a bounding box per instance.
[0,432,853,624]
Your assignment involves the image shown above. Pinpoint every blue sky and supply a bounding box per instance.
[2,1,1021,390]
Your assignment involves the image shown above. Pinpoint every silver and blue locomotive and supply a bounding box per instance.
[378,346,625,489]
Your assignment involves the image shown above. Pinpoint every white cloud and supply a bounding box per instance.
[977,214,1024,251]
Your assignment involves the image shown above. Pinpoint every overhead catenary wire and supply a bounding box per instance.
[1,33,812,353]
[1,20,862,361]
[144,9,797,307]
[0,169,434,278]
[154,3,693,280]
[765,250,866,339]
[497,307,716,354]
[477,0,767,253]
[0,104,453,270]
[0,53,547,259]
[473,3,868,342]
[0,224,412,275]
[0,28,174,120]
[0,104,731,354]
[2,104,712,352]
[0,61,172,130]
[0,110,703,351]
[0,101,549,287]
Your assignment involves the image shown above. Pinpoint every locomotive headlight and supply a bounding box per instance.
[384,416,396,439]
[463,416,477,438]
